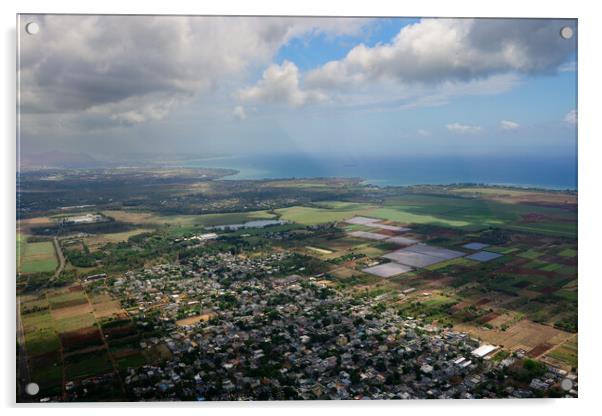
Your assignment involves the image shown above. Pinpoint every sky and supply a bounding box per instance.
[17,15,577,161]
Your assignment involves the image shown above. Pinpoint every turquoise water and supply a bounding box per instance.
[185,153,577,190]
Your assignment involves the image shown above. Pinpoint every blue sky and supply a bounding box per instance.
[275,18,420,70]
[18,16,577,160]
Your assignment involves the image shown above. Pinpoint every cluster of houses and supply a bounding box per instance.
[58,249,578,401]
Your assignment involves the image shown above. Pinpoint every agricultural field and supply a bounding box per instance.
[544,336,578,370]
[103,209,277,228]
[17,283,151,399]
[83,229,152,251]
[455,319,573,355]
[275,193,576,238]
[276,204,375,225]
[17,235,58,274]
[449,186,577,205]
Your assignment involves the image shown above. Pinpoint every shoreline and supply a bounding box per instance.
[215,170,577,193]
[180,154,577,192]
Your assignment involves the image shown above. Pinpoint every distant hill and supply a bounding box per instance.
[19,151,101,169]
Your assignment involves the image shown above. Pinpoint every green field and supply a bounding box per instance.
[55,313,97,333]
[452,187,539,197]
[487,246,520,254]
[103,209,276,228]
[18,236,58,274]
[21,310,61,356]
[379,195,576,237]
[559,248,578,257]
[86,228,152,248]
[47,290,88,309]
[115,352,147,371]
[518,250,544,260]
[369,207,471,227]
[540,263,563,272]
[276,204,375,225]
[194,210,277,227]
[30,358,62,395]
[103,192,576,239]
[65,350,114,380]
[547,337,578,368]
[425,257,478,271]
[276,194,576,238]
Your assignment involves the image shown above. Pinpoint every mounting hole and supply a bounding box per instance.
[560,26,573,40]
[25,382,40,396]
[560,378,573,391]
[25,22,39,35]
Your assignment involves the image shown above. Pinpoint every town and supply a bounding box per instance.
[74,252,575,401]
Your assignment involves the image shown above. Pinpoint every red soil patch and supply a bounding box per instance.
[528,343,553,358]
[103,324,137,339]
[478,312,500,324]
[51,297,89,310]
[60,327,104,351]
[449,301,471,313]
[374,229,398,237]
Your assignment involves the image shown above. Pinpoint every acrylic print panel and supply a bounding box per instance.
[16,15,578,402]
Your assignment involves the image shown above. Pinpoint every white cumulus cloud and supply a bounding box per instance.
[239,61,327,107]
[565,109,577,125]
[500,120,520,130]
[305,18,575,90]
[232,106,247,120]
[446,122,483,134]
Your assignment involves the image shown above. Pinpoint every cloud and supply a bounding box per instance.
[417,129,431,137]
[239,61,327,107]
[232,106,247,120]
[500,120,520,130]
[564,109,577,125]
[18,15,371,130]
[305,18,575,90]
[446,122,483,134]
[558,61,577,72]
[396,73,520,111]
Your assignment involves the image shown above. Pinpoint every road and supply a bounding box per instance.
[52,237,65,282]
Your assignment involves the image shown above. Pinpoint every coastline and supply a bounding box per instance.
[181,153,577,192]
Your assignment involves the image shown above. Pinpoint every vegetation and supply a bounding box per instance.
[16,169,578,400]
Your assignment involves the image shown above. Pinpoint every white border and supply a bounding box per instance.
[2,1,600,415]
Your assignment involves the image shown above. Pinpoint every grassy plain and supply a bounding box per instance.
[103,209,276,227]
[17,235,58,273]
[21,309,61,356]
[276,194,576,237]
[84,229,152,250]
[276,204,375,225]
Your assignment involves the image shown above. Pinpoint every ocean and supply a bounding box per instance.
[184,153,577,190]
